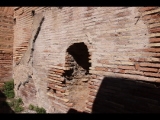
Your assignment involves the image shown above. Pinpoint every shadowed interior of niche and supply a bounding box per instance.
[67,76,160,113]
[62,42,91,112]
[66,42,91,74]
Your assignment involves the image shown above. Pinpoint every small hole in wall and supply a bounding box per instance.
[31,48,34,51]
[31,10,35,16]
[53,89,56,93]
[14,18,16,24]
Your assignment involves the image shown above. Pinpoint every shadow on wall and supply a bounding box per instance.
[67,76,160,113]
[0,90,14,113]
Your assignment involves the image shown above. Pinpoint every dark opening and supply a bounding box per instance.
[13,18,16,25]
[66,42,91,73]
[62,42,91,111]
[63,42,91,80]
[31,10,35,16]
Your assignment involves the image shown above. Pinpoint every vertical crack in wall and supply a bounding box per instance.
[28,17,45,65]
[14,13,45,90]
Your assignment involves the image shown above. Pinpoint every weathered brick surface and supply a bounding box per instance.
[139,67,158,72]
[140,62,160,68]
[0,9,13,82]
[139,7,158,12]
[12,7,160,113]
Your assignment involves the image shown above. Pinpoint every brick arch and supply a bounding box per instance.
[60,41,92,112]
[46,41,93,113]
[64,41,92,72]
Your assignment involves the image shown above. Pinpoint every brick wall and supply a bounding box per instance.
[13,7,160,113]
[0,8,13,86]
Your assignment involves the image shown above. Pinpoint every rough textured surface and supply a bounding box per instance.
[12,7,160,113]
[14,13,45,107]
[0,8,14,83]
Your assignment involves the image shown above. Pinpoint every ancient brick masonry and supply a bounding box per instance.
[13,7,160,113]
[0,7,14,88]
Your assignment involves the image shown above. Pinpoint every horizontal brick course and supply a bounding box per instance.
[117,65,135,70]
[139,67,158,72]
[139,7,158,12]
[0,11,13,82]
[140,63,160,68]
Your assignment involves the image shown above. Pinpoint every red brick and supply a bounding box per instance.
[55,93,63,97]
[48,75,64,81]
[144,48,160,52]
[55,72,63,75]
[91,75,97,79]
[65,103,74,107]
[150,53,160,57]
[144,72,160,77]
[141,14,152,21]
[150,38,160,43]
[150,27,160,33]
[135,63,140,70]
[150,13,160,19]
[138,58,146,62]
[89,81,94,85]
[139,67,158,72]
[89,91,97,96]
[86,104,92,109]
[95,66,106,71]
[0,15,13,82]
[47,81,65,87]
[139,7,158,12]
[48,84,65,93]
[112,68,121,73]
[129,58,136,62]
[119,69,125,74]
[140,62,160,68]
[117,65,135,70]
[50,68,64,73]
